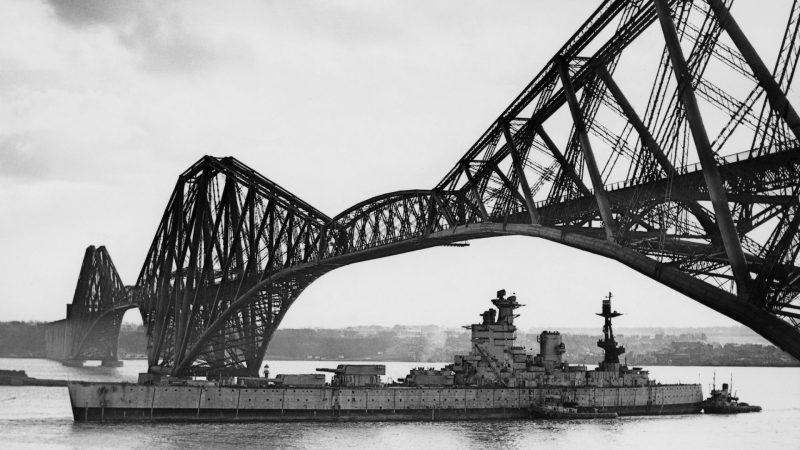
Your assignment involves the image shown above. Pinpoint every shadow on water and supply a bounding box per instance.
[64,417,627,449]
[29,410,800,450]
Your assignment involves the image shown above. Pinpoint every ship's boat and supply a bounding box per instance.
[529,403,618,419]
[67,290,704,422]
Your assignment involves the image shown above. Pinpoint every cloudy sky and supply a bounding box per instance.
[0,0,795,332]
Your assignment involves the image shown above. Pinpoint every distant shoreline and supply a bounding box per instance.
[1,322,796,367]
[1,355,796,368]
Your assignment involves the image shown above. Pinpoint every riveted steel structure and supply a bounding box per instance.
[45,246,139,364]
[51,0,800,376]
[135,157,331,376]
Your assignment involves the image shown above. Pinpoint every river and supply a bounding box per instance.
[0,358,798,449]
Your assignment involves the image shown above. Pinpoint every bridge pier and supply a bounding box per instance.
[61,359,85,368]
[101,359,124,368]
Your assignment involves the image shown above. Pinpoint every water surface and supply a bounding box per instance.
[1,358,797,449]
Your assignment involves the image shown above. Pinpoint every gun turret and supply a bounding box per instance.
[316,365,385,387]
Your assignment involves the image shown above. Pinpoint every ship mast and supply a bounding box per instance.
[596,292,625,366]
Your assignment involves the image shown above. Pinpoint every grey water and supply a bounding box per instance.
[0,358,798,449]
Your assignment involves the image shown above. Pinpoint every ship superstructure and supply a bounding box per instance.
[411,290,651,389]
[67,290,703,422]
[450,290,534,386]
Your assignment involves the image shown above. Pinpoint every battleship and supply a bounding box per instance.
[68,291,703,422]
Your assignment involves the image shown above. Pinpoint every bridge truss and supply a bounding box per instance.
[45,246,136,364]
[54,0,800,376]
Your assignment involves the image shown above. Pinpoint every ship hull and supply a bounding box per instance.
[703,404,762,414]
[68,382,703,423]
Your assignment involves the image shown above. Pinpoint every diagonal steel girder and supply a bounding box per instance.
[654,0,752,296]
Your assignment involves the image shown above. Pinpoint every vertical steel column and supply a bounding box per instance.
[557,60,618,240]
[317,223,329,260]
[707,0,800,142]
[654,0,751,295]
[176,170,207,365]
[424,193,437,235]
[501,121,541,224]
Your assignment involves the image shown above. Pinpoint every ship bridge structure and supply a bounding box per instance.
[46,0,800,376]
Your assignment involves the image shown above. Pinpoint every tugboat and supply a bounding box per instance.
[702,376,762,414]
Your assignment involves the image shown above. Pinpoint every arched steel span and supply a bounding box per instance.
[171,145,800,375]
[56,0,800,375]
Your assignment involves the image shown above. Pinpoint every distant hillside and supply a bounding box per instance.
[0,322,46,357]
[0,322,795,366]
[550,326,770,345]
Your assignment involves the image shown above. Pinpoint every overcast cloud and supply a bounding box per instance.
[45,0,243,74]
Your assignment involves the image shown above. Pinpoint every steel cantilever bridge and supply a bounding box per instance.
[46,0,800,375]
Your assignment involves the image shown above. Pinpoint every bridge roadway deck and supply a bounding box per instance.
[534,147,799,224]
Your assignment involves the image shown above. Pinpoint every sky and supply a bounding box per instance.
[0,0,795,333]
